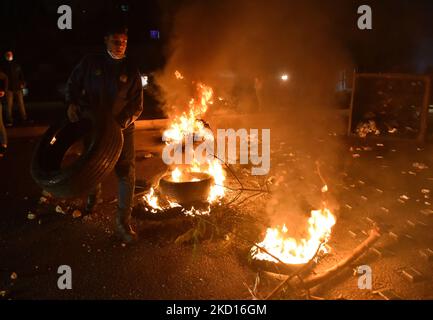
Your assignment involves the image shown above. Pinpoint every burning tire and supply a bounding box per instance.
[249,256,313,276]
[159,172,214,205]
[30,115,123,198]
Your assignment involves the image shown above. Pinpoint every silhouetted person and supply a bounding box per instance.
[2,51,28,126]
[254,76,264,112]
[0,69,8,157]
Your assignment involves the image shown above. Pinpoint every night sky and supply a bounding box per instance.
[1,0,433,101]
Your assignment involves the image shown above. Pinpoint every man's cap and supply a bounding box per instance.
[104,24,128,37]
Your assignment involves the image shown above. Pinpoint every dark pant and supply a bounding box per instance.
[115,124,136,211]
[90,124,136,211]
[0,100,7,146]
[6,90,27,123]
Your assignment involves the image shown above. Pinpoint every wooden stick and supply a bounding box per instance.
[265,242,323,300]
[315,160,328,189]
[301,227,381,289]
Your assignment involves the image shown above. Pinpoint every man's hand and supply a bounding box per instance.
[67,104,80,123]
[0,91,4,98]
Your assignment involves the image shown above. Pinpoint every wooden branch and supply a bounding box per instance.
[261,271,289,282]
[315,160,328,190]
[301,228,381,289]
[265,242,323,300]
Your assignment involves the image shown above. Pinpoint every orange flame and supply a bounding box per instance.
[162,82,214,143]
[171,167,182,182]
[251,208,336,264]
[144,78,225,214]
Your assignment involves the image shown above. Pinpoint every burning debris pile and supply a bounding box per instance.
[355,120,380,138]
[136,66,382,298]
[251,207,336,265]
[142,72,226,216]
[240,156,385,299]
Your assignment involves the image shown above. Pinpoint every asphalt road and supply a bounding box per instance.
[0,125,254,300]
[1,114,433,300]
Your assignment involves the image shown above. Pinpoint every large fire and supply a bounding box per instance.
[143,71,226,213]
[251,207,336,265]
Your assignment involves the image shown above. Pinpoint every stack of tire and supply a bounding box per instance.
[31,115,123,198]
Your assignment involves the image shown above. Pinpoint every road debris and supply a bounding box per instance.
[401,268,423,283]
[406,220,416,227]
[421,209,433,216]
[373,289,402,300]
[27,212,36,220]
[419,248,433,262]
[39,196,49,204]
[413,162,428,170]
[72,210,82,219]
[55,205,66,215]
[388,231,399,241]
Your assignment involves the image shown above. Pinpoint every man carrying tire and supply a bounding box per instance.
[65,25,143,244]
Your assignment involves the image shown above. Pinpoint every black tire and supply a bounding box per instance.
[30,115,124,198]
[159,172,214,204]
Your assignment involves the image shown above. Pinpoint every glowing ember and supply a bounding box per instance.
[143,188,163,212]
[251,208,336,265]
[175,70,184,80]
[172,168,182,182]
[206,159,225,202]
[182,206,211,217]
[167,200,182,208]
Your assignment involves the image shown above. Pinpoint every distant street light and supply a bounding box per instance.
[141,75,148,88]
[281,74,289,81]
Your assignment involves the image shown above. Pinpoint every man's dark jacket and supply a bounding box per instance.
[65,53,143,129]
